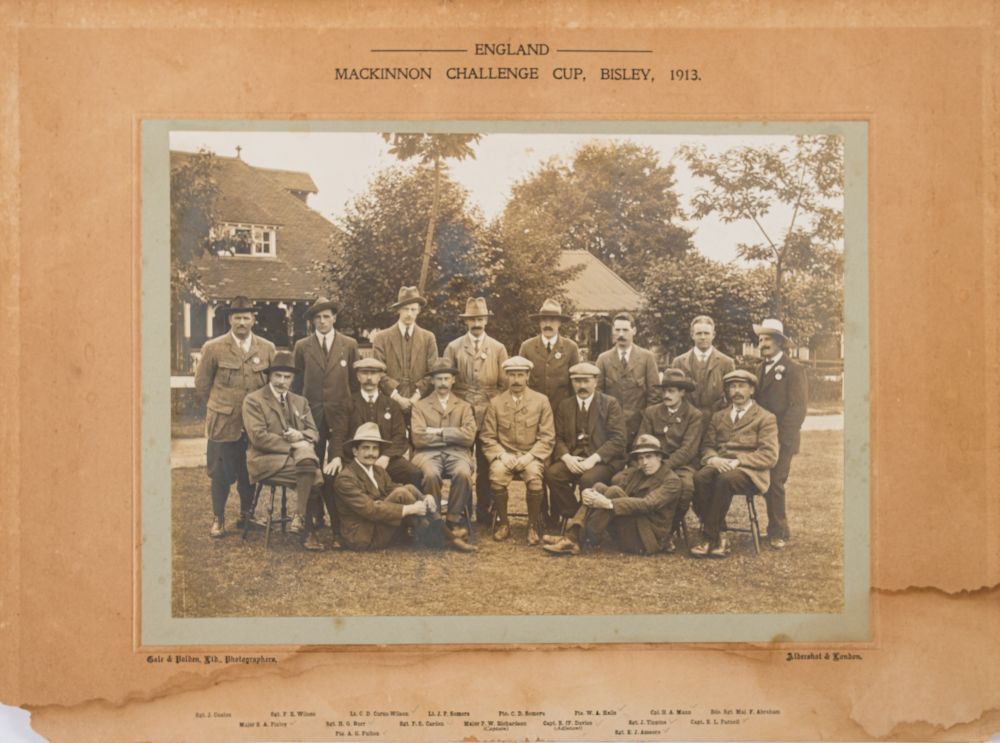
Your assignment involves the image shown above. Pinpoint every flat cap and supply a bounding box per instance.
[501,355,534,372]
[353,357,387,372]
[568,362,600,378]
[722,369,759,388]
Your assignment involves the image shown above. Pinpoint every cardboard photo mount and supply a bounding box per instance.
[1,2,998,741]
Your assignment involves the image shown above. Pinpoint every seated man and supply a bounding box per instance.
[242,351,324,551]
[410,359,477,530]
[334,423,476,552]
[544,362,626,532]
[480,356,556,543]
[342,357,423,488]
[543,434,682,556]
[637,368,705,549]
[690,369,779,559]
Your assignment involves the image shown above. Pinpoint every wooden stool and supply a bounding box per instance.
[243,480,292,549]
[722,494,762,555]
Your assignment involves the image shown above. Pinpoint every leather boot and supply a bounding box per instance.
[438,521,477,553]
[492,488,510,541]
[526,488,544,545]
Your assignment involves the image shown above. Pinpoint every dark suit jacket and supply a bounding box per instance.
[373,323,438,399]
[596,344,661,443]
[671,347,735,416]
[552,391,626,471]
[342,391,409,460]
[595,464,682,554]
[700,402,779,493]
[242,385,319,483]
[518,335,580,411]
[334,461,407,550]
[292,332,358,455]
[755,355,809,453]
[637,398,705,472]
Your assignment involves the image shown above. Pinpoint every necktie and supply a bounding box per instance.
[321,335,328,354]
[734,408,743,424]
[474,338,481,356]
[404,329,411,342]
[281,394,290,420]
[546,342,552,354]
[620,352,627,367]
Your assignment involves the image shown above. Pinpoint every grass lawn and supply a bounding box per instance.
[171,430,843,617]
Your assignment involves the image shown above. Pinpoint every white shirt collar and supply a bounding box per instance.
[541,334,559,348]
[695,346,714,360]
[731,400,754,420]
[618,345,632,362]
[435,393,450,408]
[231,331,252,353]
[577,393,593,411]
[467,332,487,346]
[360,463,379,487]
[269,384,287,402]
[766,351,784,367]
[315,328,335,343]
[362,390,379,403]
[398,321,416,337]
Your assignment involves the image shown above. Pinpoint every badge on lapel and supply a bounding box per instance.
[554,351,562,360]
[662,425,670,434]
[384,411,392,420]
[480,352,487,360]
[775,364,786,381]
[252,356,260,364]
[340,359,347,367]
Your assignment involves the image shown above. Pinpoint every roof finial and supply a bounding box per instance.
[235,145,242,160]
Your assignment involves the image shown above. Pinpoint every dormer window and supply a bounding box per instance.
[214,222,278,257]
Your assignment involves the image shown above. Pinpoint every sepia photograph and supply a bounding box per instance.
[154,122,861,639]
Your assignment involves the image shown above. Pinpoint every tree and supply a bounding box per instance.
[679,135,844,318]
[505,141,694,286]
[637,253,770,358]
[381,133,482,294]
[328,165,491,343]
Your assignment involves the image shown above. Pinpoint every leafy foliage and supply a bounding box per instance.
[170,150,219,302]
[504,141,694,286]
[679,135,844,320]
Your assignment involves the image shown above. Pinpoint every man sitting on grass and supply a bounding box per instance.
[543,434,682,556]
[334,423,477,553]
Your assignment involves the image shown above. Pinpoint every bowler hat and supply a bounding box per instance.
[502,355,534,373]
[424,358,460,378]
[722,369,759,388]
[346,422,391,448]
[529,298,571,322]
[353,357,387,372]
[568,362,600,379]
[753,318,788,341]
[629,434,665,458]
[656,368,696,392]
[305,296,339,318]
[458,297,493,318]
[390,286,428,310]
[265,350,297,375]
[222,296,257,315]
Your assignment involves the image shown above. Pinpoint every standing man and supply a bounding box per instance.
[544,362,627,529]
[343,357,423,489]
[373,285,439,414]
[671,315,736,422]
[753,318,809,550]
[596,312,661,447]
[334,423,476,553]
[193,296,276,538]
[480,356,556,543]
[242,351,325,551]
[637,368,705,549]
[409,359,478,531]
[543,435,682,557]
[292,296,358,538]
[518,299,580,412]
[690,370,779,559]
[443,297,509,524]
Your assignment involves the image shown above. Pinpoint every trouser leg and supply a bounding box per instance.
[369,487,417,549]
[295,460,319,519]
[525,487,544,534]
[544,461,580,519]
[702,469,755,541]
[765,446,794,539]
[442,458,474,527]
[210,438,247,520]
[387,456,424,489]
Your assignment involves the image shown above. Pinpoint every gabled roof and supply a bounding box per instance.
[558,250,641,314]
[257,166,318,195]
[172,151,337,301]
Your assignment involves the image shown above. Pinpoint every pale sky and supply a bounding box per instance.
[169,130,838,264]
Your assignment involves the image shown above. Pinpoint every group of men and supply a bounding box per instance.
[193,285,808,559]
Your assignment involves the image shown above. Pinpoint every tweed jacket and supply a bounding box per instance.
[755,354,809,454]
[291,331,358,454]
[594,464,682,554]
[372,323,438,399]
[671,347,736,416]
[194,332,276,443]
[409,393,477,469]
[480,388,556,462]
[637,398,705,472]
[552,391,627,471]
[334,461,407,549]
[596,344,662,443]
[442,332,508,426]
[342,391,409,460]
[517,334,580,411]
[700,402,780,494]
[242,385,319,484]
